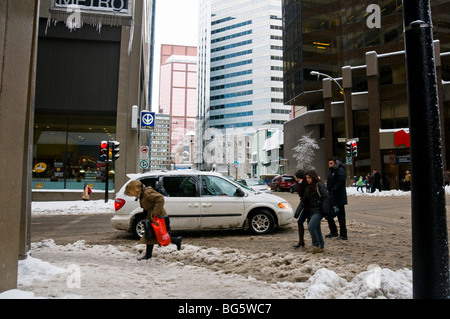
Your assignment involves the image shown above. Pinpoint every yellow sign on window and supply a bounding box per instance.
[34,162,47,173]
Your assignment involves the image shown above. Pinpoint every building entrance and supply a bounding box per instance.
[381,149,410,190]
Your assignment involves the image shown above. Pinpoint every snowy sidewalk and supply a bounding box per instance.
[3,187,447,299]
[2,238,413,299]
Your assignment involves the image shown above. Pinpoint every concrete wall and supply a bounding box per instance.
[0,0,39,293]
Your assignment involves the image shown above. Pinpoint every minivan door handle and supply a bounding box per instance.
[202,203,212,208]
[188,203,199,208]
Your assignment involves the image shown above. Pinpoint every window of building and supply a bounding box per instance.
[32,114,116,191]
[380,100,409,129]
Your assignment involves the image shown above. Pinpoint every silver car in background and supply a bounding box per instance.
[238,178,272,193]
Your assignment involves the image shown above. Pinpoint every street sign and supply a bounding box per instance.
[346,157,352,165]
[140,146,149,159]
[140,111,155,129]
[139,159,149,169]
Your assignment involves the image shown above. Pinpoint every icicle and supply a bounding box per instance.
[45,17,50,35]
[128,21,135,56]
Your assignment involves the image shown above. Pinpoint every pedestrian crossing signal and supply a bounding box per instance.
[110,141,120,162]
[346,141,352,157]
[352,141,358,157]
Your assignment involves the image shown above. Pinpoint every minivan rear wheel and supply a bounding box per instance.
[248,210,274,235]
[132,213,146,239]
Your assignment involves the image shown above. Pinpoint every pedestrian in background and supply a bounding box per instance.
[292,169,308,248]
[295,170,329,253]
[404,170,411,191]
[356,176,365,193]
[365,173,371,193]
[82,184,91,201]
[371,169,382,192]
[326,157,348,240]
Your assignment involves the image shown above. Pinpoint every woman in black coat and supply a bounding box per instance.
[293,169,308,248]
[295,170,329,253]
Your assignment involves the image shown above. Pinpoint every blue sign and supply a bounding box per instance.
[140,111,155,129]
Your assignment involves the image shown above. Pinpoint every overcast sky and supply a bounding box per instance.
[151,0,199,111]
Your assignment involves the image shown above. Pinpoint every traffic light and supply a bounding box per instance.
[110,141,120,162]
[100,140,108,162]
[346,141,352,157]
[352,141,358,157]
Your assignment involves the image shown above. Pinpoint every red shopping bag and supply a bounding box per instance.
[151,216,171,246]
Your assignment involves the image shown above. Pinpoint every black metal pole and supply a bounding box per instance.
[105,142,110,203]
[105,161,109,203]
[403,0,449,299]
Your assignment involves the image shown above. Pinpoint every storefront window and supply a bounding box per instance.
[32,114,116,191]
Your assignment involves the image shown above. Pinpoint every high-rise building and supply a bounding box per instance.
[197,0,291,170]
[282,0,450,186]
[158,44,197,162]
[149,114,171,171]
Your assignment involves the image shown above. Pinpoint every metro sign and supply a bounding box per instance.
[53,0,131,13]
[50,0,133,27]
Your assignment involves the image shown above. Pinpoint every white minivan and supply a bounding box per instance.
[111,170,293,238]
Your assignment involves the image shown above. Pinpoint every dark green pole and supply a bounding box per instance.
[403,0,449,298]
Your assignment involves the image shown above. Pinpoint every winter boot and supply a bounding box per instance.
[293,227,305,248]
[138,244,153,261]
[170,235,182,251]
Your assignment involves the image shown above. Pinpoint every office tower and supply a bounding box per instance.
[149,114,171,170]
[282,0,450,183]
[159,44,197,161]
[197,0,290,170]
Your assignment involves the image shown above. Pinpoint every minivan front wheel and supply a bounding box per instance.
[248,210,275,235]
[131,213,146,239]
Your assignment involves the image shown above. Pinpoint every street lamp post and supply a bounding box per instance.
[310,71,348,140]
[311,71,351,183]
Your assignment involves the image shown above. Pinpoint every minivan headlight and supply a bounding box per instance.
[278,202,291,209]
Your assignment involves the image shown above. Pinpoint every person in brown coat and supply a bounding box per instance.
[125,180,182,260]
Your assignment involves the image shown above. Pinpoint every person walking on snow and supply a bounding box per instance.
[125,180,182,260]
[326,157,348,240]
[295,170,329,253]
[292,170,309,248]
[356,176,365,193]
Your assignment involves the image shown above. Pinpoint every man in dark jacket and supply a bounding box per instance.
[326,157,348,240]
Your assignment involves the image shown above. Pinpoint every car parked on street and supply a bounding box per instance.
[111,170,293,238]
[237,178,272,193]
[268,174,296,192]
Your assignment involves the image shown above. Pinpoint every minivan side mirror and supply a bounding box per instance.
[235,188,245,197]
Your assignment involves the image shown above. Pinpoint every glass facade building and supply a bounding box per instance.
[283,0,450,105]
[196,0,291,168]
[282,0,450,188]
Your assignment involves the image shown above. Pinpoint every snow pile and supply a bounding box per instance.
[1,239,413,299]
[32,199,114,216]
[17,253,66,286]
[348,185,450,197]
